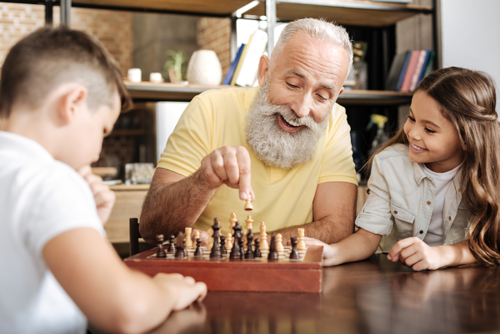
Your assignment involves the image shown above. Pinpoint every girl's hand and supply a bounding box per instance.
[77,165,115,225]
[304,237,338,266]
[387,237,442,271]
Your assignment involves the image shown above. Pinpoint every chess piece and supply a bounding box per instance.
[185,227,193,248]
[239,237,245,259]
[193,238,203,258]
[254,238,262,258]
[226,232,233,251]
[289,237,300,259]
[297,228,306,251]
[229,212,237,234]
[259,222,269,250]
[244,192,253,211]
[244,215,253,247]
[276,233,284,252]
[220,236,227,255]
[229,224,242,259]
[167,234,176,253]
[156,234,166,258]
[174,232,186,258]
[194,230,200,243]
[245,230,254,259]
[210,218,222,258]
[268,233,278,260]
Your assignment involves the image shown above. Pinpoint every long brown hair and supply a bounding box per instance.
[368,67,500,266]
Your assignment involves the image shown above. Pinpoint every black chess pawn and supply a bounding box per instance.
[220,236,227,255]
[174,232,186,258]
[289,237,300,260]
[254,238,262,258]
[167,234,176,253]
[193,238,203,258]
[156,234,166,258]
[230,222,243,259]
[245,230,254,259]
[183,238,188,257]
[239,237,245,259]
[210,218,222,259]
[268,233,279,260]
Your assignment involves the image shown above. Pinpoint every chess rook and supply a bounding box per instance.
[156,234,166,258]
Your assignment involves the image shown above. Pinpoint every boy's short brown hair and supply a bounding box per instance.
[0,26,131,118]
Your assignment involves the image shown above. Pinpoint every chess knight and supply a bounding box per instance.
[139,18,358,247]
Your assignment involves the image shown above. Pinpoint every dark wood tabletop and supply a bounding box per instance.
[146,254,500,334]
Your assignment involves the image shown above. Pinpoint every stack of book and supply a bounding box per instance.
[385,50,435,92]
[223,29,268,87]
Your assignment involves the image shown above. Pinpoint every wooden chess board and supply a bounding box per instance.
[124,245,324,293]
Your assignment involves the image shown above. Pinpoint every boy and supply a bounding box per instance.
[0,26,206,333]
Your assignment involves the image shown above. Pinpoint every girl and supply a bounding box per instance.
[308,67,500,270]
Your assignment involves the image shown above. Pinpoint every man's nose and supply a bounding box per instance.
[292,92,313,118]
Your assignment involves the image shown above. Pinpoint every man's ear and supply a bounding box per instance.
[56,85,88,125]
[338,87,345,96]
[257,55,270,86]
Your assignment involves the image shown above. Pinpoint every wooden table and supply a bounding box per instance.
[146,254,500,334]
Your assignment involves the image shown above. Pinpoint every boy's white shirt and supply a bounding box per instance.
[356,144,472,253]
[0,131,105,334]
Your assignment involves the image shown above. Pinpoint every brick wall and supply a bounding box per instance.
[0,3,132,75]
[197,17,231,78]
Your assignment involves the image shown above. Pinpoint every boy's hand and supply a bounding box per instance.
[154,273,207,311]
[387,237,441,271]
[77,165,115,225]
[304,237,338,266]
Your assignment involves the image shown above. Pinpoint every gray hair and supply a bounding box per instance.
[269,18,353,73]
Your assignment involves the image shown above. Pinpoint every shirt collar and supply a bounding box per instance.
[0,131,54,162]
[412,162,427,185]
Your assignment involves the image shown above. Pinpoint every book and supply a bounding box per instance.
[419,50,435,82]
[409,50,428,91]
[234,29,268,87]
[396,51,413,91]
[402,50,419,92]
[231,36,252,86]
[223,43,245,85]
[385,51,410,91]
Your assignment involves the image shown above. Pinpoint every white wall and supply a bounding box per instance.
[439,0,500,97]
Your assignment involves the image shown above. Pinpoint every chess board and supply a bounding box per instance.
[124,245,324,293]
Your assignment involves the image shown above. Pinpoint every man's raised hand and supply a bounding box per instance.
[199,146,254,201]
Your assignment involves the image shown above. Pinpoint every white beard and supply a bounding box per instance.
[245,79,330,169]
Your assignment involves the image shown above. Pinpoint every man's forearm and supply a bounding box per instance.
[276,216,354,245]
[139,170,217,243]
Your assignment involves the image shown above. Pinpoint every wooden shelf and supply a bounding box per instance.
[71,0,254,16]
[126,81,412,105]
[243,0,432,27]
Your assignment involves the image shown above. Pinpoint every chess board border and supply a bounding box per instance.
[124,245,324,293]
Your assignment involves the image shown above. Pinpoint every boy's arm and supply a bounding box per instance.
[305,228,382,266]
[388,238,476,271]
[43,228,207,334]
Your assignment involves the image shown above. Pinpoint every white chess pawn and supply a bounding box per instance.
[194,230,200,242]
[226,232,233,251]
[297,228,306,251]
[260,221,269,250]
[185,227,193,248]
[276,233,284,252]
[229,212,237,234]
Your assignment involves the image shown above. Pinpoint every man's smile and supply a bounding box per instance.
[277,114,304,133]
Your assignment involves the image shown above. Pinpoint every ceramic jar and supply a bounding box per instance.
[186,50,222,85]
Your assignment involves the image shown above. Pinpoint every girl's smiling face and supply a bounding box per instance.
[404,90,464,173]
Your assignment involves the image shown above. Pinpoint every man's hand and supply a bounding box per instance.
[304,237,338,266]
[387,237,442,271]
[191,229,210,246]
[199,146,254,201]
[78,165,115,225]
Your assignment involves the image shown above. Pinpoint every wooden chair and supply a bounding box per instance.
[129,218,141,256]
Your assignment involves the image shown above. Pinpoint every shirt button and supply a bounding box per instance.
[427,201,431,205]
[419,230,424,234]
[393,210,398,214]
[458,188,461,192]
[448,216,452,221]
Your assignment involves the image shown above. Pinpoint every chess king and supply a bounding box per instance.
[140,18,358,246]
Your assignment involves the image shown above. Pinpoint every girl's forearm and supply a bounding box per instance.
[436,240,477,268]
[326,228,382,266]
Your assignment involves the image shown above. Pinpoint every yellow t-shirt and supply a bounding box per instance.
[158,86,357,235]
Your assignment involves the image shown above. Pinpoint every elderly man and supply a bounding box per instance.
[140,18,358,245]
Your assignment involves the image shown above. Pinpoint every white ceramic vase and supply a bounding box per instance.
[187,50,222,85]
